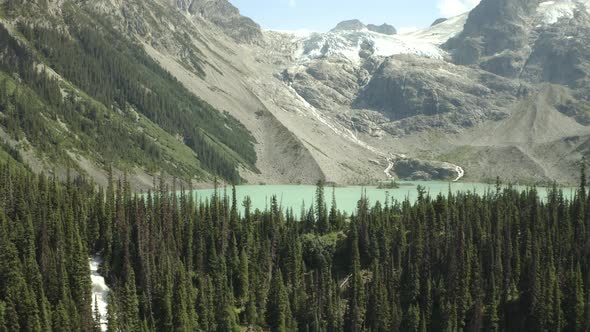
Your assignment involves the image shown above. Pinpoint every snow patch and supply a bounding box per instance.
[273,12,468,65]
[90,256,110,331]
[536,0,590,25]
[268,29,316,38]
[294,13,468,64]
[401,13,469,45]
[295,30,447,64]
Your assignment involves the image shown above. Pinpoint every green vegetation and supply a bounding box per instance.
[0,161,589,331]
[377,180,400,189]
[0,1,257,183]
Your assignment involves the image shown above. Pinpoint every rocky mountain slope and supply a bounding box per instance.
[0,0,258,188]
[1,0,590,185]
[265,0,590,184]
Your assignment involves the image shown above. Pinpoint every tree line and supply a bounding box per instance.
[0,160,589,331]
[17,5,257,182]
[0,3,257,182]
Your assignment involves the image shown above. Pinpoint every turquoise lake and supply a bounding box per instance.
[191,182,577,216]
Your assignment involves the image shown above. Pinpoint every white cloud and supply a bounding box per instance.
[289,0,297,8]
[437,0,481,17]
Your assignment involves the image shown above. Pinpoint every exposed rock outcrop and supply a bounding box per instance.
[445,0,540,71]
[167,0,263,43]
[393,159,461,181]
[331,19,367,32]
[354,55,516,130]
[367,23,397,35]
[431,18,448,26]
[331,20,397,35]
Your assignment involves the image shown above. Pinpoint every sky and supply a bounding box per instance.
[228,0,481,32]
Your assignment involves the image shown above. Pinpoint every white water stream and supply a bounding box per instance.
[90,256,110,331]
[453,166,465,182]
[384,158,395,179]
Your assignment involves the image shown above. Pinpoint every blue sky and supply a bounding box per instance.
[229,0,480,32]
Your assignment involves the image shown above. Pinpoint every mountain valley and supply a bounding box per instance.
[1,0,590,186]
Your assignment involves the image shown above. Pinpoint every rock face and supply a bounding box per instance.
[331,20,397,35]
[393,159,459,181]
[445,0,540,70]
[81,0,590,184]
[284,59,365,111]
[445,0,590,81]
[266,0,590,183]
[521,12,590,92]
[355,55,517,127]
[441,0,590,135]
[8,0,590,185]
[167,0,263,43]
[367,23,397,35]
[331,19,367,32]
[431,18,448,26]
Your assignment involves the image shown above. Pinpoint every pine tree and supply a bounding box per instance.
[367,262,390,331]
[0,159,589,332]
[575,263,586,332]
[316,180,329,234]
[485,274,500,332]
[120,268,140,331]
[3,301,19,332]
[344,223,365,332]
[266,268,287,332]
[0,301,6,332]
[405,303,421,332]
[197,276,215,332]
[53,301,72,332]
[328,185,340,231]
[238,247,249,306]
[172,265,192,332]
[106,293,119,332]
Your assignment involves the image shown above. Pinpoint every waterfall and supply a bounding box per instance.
[90,256,110,331]
[453,166,465,182]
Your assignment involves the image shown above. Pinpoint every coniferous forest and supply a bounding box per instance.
[0,160,589,332]
[0,4,257,183]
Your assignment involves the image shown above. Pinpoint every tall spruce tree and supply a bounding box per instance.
[266,268,287,332]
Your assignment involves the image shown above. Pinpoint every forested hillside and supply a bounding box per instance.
[0,1,256,185]
[0,159,589,331]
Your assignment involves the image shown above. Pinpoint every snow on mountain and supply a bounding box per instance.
[298,30,446,63]
[536,0,590,25]
[283,1,590,65]
[278,14,467,64]
[280,0,590,66]
[401,13,469,45]
[270,29,316,38]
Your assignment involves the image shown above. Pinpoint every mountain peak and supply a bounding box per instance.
[330,20,397,35]
[331,19,366,32]
[166,0,263,43]
[430,18,448,27]
[367,23,397,35]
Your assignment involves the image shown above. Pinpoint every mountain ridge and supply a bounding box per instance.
[1,0,590,185]
[331,19,397,35]
[0,0,259,188]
